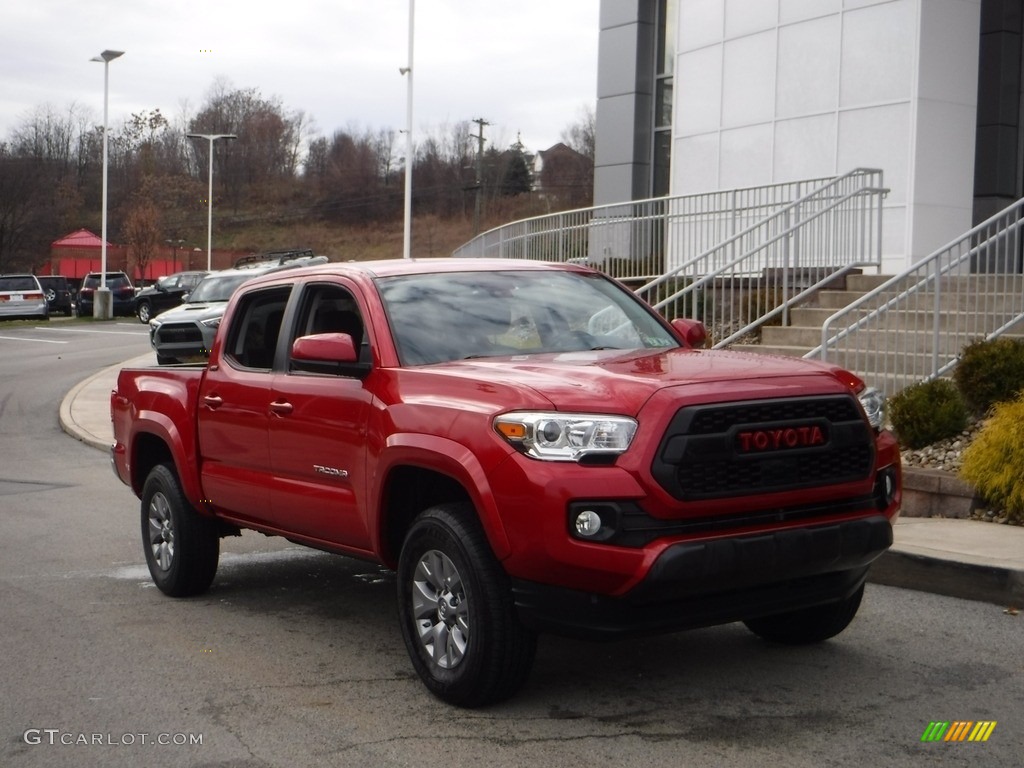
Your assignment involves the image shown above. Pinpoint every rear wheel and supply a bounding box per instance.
[397,503,537,707]
[744,584,864,644]
[140,463,219,597]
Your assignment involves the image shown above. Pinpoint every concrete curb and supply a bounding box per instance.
[59,365,116,451]
[870,550,1024,606]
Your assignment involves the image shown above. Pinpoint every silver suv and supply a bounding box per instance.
[149,255,327,364]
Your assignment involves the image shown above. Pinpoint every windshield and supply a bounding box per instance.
[187,273,254,303]
[377,270,679,365]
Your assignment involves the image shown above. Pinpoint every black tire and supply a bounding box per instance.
[397,503,537,707]
[140,463,219,597]
[137,301,152,323]
[744,584,865,645]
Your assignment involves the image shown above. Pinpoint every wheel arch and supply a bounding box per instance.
[375,437,512,569]
[129,422,203,510]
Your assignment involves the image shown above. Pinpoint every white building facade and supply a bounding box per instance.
[595,0,1021,274]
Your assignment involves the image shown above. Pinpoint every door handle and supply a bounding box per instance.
[269,400,293,415]
[202,394,223,409]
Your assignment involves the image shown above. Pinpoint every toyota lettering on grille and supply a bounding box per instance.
[736,425,827,453]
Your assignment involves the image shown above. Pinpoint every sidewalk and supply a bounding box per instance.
[61,358,1024,608]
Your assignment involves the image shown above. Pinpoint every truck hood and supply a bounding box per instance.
[425,347,856,415]
[151,301,227,325]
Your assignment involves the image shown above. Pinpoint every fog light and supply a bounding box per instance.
[884,469,897,505]
[574,510,603,538]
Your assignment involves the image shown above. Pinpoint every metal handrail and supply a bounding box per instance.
[808,196,1024,394]
[452,175,845,282]
[638,170,887,346]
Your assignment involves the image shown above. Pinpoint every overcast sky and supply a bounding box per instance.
[0,0,599,154]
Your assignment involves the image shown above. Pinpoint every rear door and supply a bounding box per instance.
[267,279,374,551]
[197,284,292,524]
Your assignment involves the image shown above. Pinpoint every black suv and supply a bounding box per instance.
[37,276,74,316]
[134,270,208,323]
[77,272,136,317]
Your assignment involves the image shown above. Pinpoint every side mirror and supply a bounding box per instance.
[671,318,708,349]
[290,333,370,378]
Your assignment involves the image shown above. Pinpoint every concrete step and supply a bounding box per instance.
[761,324,1023,353]
[816,289,1024,312]
[844,272,1024,293]
[787,307,1024,334]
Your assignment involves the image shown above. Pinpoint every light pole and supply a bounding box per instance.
[90,49,123,319]
[165,238,185,272]
[400,0,415,259]
[187,133,237,270]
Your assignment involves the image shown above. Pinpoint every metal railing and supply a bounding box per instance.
[453,174,848,283]
[637,169,887,347]
[808,197,1024,395]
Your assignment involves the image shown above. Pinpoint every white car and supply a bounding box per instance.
[0,274,48,320]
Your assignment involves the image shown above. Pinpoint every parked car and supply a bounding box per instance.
[112,258,901,706]
[77,272,136,317]
[149,256,327,364]
[134,270,208,323]
[36,276,74,316]
[0,274,48,320]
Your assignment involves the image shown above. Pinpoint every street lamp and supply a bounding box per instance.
[186,132,237,270]
[165,238,185,273]
[90,49,124,319]
[400,0,415,259]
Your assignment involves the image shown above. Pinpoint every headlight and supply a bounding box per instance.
[494,412,638,462]
[858,387,886,430]
[200,317,221,329]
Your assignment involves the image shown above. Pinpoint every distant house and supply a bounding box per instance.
[532,143,593,208]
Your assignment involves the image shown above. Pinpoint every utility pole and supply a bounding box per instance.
[472,118,489,236]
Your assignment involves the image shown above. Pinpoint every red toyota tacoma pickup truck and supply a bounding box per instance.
[110,258,901,706]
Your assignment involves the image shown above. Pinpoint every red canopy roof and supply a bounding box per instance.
[51,229,111,248]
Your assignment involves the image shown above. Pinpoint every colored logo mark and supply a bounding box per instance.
[921,721,997,742]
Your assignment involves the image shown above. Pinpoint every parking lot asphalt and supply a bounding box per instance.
[61,356,1024,608]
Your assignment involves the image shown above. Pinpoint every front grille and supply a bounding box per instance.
[652,395,874,501]
[156,323,203,344]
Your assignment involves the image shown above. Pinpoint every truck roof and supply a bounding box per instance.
[243,257,592,284]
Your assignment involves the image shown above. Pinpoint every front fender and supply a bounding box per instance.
[376,432,512,561]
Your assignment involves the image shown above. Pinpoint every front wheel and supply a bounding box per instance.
[397,503,537,707]
[137,301,152,323]
[744,584,865,645]
[140,463,219,597]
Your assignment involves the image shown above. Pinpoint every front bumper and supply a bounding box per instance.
[511,514,892,639]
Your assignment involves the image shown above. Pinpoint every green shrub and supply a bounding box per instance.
[889,378,968,450]
[953,337,1024,415]
[960,392,1024,524]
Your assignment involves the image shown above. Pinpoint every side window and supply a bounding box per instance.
[290,283,367,362]
[222,286,292,370]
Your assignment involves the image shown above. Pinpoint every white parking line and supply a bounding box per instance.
[34,326,147,336]
[0,335,68,344]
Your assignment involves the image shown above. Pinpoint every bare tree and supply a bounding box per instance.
[122,198,162,283]
[561,104,596,161]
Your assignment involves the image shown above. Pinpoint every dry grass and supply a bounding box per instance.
[214,198,552,263]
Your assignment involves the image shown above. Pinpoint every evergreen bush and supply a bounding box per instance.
[959,392,1024,524]
[953,338,1024,415]
[888,378,968,450]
